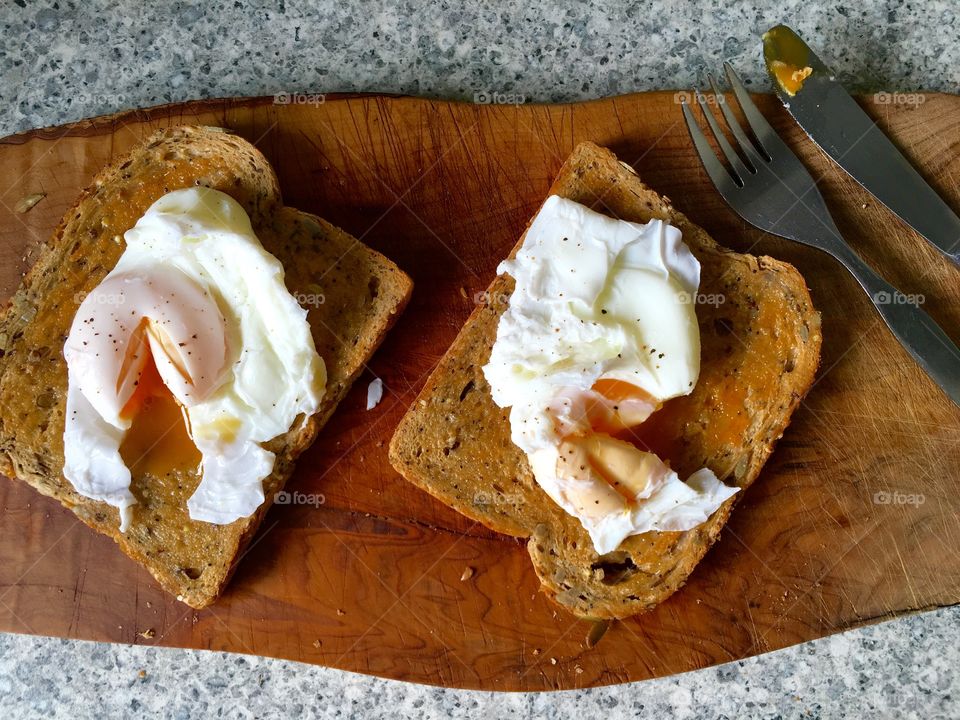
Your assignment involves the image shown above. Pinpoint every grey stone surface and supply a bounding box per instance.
[1,606,958,719]
[1,0,958,717]
[2,0,959,137]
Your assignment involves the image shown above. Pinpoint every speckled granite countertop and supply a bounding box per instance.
[1,607,958,719]
[4,0,960,137]
[1,1,958,718]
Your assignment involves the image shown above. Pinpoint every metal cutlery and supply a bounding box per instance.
[762,24,960,268]
[681,64,960,408]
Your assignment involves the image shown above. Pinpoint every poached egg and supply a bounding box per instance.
[482,195,738,554]
[62,187,326,531]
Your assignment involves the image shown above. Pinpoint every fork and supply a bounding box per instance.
[681,63,960,408]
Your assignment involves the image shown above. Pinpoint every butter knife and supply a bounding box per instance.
[762,24,960,268]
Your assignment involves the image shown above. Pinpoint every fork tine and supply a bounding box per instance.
[724,62,790,160]
[707,73,765,171]
[693,88,751,184]
[681,97,737,193]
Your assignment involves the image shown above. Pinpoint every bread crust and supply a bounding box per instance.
[389,142,821,619]
[0,126,413,608]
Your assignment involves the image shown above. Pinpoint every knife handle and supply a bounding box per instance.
[832,243,960,407]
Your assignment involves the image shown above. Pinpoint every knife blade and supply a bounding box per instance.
[762,24,960,268]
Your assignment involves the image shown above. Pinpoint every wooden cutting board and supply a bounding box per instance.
[0,92,958,691]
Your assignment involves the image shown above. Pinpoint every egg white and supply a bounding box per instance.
[483,196,738,554]
[63,187,326,530]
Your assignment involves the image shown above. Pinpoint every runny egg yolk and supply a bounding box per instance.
[589,379,660,434]
[770,60,813,96]
[557,432,670,505]
[61,187,328,531]
[550,379,660,439]
[545,378,669,518]
[118,343,201,479]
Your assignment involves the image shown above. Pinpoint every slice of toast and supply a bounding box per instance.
[389,142,821,619]
[0,126,413,608]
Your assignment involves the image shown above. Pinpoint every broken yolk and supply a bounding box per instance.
[544,378,671,514]
[593,378,649,404]
[560,433,666,501]
[770,60,812,96]
[119,346,201,479]
[586,378,660,434]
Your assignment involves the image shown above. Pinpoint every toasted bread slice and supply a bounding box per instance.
[0,126,413,608]
[389,142,821,619]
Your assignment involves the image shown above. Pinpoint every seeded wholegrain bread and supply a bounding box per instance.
[389,142,821,619]
[0,126,413,608]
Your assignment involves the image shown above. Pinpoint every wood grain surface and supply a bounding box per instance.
[0,92,957,691]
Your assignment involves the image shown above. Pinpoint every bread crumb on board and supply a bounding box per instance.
[14,193,45,214]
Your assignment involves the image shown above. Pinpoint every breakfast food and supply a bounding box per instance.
[769,61,813,96]
[482,194,741,555]
[0,126,413,608]
[389,142,821,619]
[63,187,327,532]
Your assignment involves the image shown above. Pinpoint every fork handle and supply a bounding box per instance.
[831,244,960,407]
